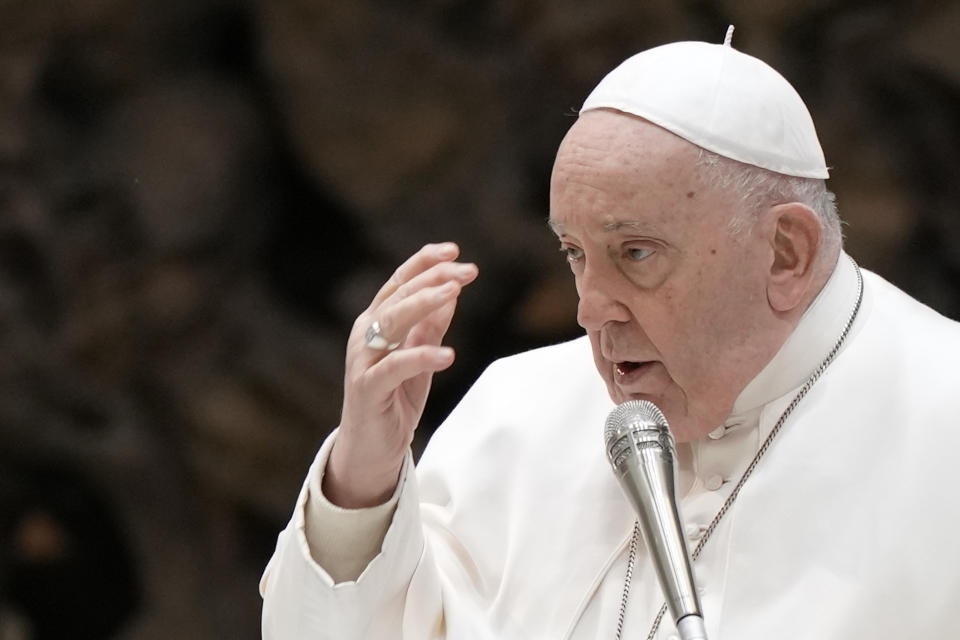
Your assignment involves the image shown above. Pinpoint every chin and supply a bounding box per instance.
[597,367,718,442]
[603,388,703,443]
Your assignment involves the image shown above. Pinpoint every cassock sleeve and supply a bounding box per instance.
[260,430,443,639]
[301,441,399,584]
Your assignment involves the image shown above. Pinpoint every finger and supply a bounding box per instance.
[406,297,458,348]
[362,345,456,399]
[373,265,476,346]
[379,260,478,312]
[371,243,460,307]
[375,281,458,347]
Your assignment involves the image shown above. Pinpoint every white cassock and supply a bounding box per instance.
[260,253,960,639]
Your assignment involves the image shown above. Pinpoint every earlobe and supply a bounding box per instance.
[765,203,821,313]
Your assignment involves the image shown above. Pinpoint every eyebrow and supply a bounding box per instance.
[546,218,654,235]
[602,220,649,232]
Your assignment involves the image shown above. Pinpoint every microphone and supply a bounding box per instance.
[604,400,708,640]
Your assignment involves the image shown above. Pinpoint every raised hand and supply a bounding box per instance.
[323,243,479,508]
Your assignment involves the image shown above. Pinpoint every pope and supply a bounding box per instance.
[261,30,960,639]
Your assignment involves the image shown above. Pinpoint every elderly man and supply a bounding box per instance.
[260,35,960,639]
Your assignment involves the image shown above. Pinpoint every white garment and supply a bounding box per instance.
[261,254,960,639]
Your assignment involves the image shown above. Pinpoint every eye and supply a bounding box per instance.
[625,246,655,262]
[560,245,584,264]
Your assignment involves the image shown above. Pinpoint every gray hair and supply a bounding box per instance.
[695,149,843,255]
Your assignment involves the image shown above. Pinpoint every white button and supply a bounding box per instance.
[704,474,723,491]
[708,424,726,439]
[667,635,679,640]
[684,522,703,540]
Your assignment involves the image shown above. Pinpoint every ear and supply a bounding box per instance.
[764,203,821,312]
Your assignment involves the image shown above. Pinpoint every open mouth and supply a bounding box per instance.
[614,361,645,378]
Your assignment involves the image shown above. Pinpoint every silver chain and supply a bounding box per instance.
[614,257,864,640]
[614,520,642,640]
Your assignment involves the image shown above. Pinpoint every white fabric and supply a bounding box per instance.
[261,254,960,638]
[302,455,399,583]
[581,41,829,179]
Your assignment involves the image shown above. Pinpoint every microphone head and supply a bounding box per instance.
[604,400,674,470]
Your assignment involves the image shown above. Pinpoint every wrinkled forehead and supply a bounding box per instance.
[551,110,705,199]
[557,109,701,165]
[548,111,740,236]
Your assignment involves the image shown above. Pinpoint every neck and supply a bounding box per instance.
[731,250,856,418]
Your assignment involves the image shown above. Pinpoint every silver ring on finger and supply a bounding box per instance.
[364,320,401,351]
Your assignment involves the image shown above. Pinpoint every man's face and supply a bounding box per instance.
[549,111,780,442]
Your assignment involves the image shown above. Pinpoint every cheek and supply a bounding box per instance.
[670,264,766,374]
[587,330,620,396]
[646,279,731,376]
[587,331,608,374]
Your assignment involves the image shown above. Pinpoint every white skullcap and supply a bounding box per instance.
[581,38,829,179]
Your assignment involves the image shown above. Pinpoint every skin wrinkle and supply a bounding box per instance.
[548,110,827,443]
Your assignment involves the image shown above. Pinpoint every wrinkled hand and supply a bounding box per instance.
[323,243,479,508]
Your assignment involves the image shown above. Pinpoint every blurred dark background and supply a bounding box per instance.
[1,0,958,637]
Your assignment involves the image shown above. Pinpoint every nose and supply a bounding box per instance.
[576,263,631,330]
